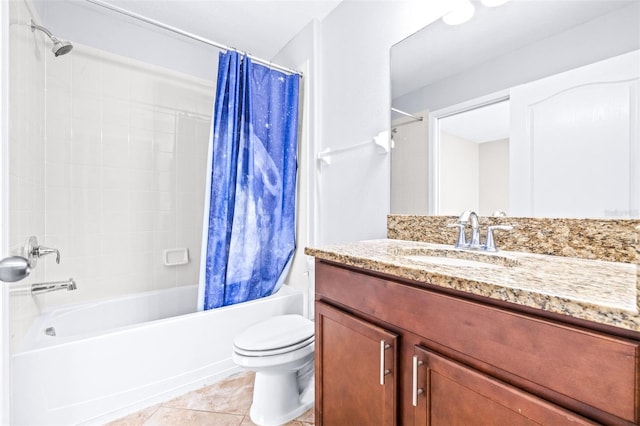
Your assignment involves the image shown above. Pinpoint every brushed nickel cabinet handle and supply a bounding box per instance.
[380,340,391,385]
[412,355,424,406]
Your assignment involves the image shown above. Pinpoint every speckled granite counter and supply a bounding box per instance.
[305,239,639,332]
[388,215,640,263]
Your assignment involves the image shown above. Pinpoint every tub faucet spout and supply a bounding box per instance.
[31,278,77,295]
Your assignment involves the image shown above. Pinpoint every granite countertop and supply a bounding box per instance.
[305,239,639,332]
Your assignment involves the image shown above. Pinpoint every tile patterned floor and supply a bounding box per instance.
[107,372,314,426]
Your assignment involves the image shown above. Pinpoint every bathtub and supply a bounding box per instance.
[11,284,304,425]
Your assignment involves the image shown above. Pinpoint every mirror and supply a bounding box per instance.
[390,0,640,218]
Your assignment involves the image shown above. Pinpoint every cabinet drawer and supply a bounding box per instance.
[316,261,640,424]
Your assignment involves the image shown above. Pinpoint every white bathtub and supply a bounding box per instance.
[11,284,304,425]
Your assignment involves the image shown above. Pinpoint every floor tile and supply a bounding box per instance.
[143,407,243,426]
[108,371,314,425]
[106,405,160,426]
[240,408,314,426]
[162,372,254,415]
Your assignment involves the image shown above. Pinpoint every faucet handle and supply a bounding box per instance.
[446,223,468,249]
[36,246,61,264]
[484,225,513,252]
[23,236,61,268]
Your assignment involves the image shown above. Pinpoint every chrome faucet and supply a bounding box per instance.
[447,210,479,249]
[31,278,77,295]
[467,211,481,249]
[24,236,61,268]
[447,210,513,251]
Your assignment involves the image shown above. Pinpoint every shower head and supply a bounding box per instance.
[51,39,73,57]
[30,19,73,57]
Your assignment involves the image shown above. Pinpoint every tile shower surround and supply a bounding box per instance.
[8,9,215,349]
[9,0,48,349]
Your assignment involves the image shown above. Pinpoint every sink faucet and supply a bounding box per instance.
[467,211,481,249]
[447,210,480,249]
[447,210,513,251]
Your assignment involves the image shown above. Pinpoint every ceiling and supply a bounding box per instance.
[86,0,343,60]
[391,0,636,99]
[439,99,509,144]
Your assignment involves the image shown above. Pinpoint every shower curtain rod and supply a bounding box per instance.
[391,107,423,122]
[84,0,302,76]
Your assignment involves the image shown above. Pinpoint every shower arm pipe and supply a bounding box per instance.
[84,0,302,76]
[391,107,424,122]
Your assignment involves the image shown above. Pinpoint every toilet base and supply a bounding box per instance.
[249,368,314,426]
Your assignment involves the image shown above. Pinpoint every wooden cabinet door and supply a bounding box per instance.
[315,301,398,426]
[412,346,597,426]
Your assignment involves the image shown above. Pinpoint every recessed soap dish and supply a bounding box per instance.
[163,248,189,266]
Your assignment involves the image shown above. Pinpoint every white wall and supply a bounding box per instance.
[479,139,509,216]
[8,0,47,351]
[315,0,449,244]
[271,20,318,318]
[439,132,479,216]
[5,0,46,420]
[0,0,9,421]
[391,110,429,214]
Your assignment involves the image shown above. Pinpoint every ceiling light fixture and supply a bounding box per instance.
[443,0,476,26]
[480,0,511,7]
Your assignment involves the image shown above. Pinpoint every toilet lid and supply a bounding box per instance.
[233,315,314,353]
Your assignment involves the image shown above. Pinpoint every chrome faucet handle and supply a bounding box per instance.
[36,246,61,264]
[446,223,468,248]
[24,236,61,268]
[484,225,514,252]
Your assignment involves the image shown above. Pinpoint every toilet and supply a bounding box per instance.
[232,314,315,426]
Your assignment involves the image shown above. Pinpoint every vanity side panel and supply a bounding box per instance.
[315,260,640,425]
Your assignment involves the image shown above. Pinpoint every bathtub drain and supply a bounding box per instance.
[45,327,56,336]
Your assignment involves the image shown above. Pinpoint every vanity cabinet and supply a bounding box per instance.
[314,260,640,426]
[315,302,398,425]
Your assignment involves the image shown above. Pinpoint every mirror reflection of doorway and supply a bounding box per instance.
[438,99,510,216]
[390,110,429,215]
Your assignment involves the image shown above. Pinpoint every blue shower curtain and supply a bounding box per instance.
[199,51,300,310]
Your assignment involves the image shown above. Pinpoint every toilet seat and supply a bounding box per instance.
[234,335,314,357]
[233,314,314,357]
[232,313,316,425]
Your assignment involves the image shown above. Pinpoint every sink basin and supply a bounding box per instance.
[403,255,504,269]
[394,246,519,268]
